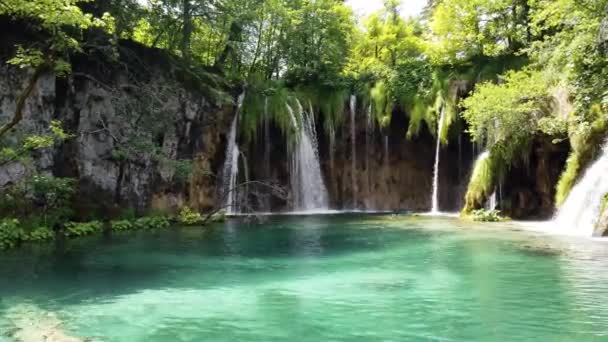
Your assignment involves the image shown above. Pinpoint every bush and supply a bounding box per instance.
[0,175,77,228]
[469,209,505,222]
[178,206,203,225]
[64,221,103,237]
[110,220,133,232]
[133,216,170,230]
[23,227,54,242]
[0,219,24,250]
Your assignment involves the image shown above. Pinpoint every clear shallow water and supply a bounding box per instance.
[1,215,608,341]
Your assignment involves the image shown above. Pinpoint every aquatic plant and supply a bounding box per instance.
[178,206,204,225]
[133,216,171,230]
[469,209,505,222]
[22,227,54,242]
[111,220,134,232]
[64,221,103,237]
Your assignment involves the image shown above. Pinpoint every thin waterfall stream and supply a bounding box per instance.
[431,107,446,213]
[365,104,373,209]
[350,95,357,209]
[220,92,245,214]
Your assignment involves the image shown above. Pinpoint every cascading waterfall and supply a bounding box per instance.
[431,107,446,213]
[221,93,243,214]
[350,95,357,208]
[286,101,329,211]
[554,140,608,236]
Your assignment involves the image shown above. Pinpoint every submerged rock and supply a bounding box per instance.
[3,304,91,342]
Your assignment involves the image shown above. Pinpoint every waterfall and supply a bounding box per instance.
[365,104,373,208]
[221,93,243,214]
[329,123,335,175]
[264,96,271,177]
[350,95,357,208]
[286,101,329,211]
[239,151,250,213]
[383,135,389,171]
[554,141,608,236]
[486,191,497,211]
[431,107,446,213]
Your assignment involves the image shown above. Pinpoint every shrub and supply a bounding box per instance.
[0,219,24,250]
[178,206,203,225]
[64,221,103,237]
[0,175,77,228]
[111,220,133,232]
[133,216,170,230]
[23,227,54,242]
[469,209,505,222]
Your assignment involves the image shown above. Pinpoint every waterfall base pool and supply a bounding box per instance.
[1,215,608,341]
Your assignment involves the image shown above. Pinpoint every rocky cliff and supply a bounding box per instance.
[0,38,233,218]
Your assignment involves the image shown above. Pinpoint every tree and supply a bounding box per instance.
[0,0,110,139]
[426,0,532,64]
[461,70,551,163]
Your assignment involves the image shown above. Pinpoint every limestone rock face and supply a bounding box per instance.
[0,43,230,217]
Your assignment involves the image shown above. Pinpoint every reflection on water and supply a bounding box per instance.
[1,215,608,341]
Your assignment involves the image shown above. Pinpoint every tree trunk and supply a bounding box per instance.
[181,0,193,62]
[0,65,46,139]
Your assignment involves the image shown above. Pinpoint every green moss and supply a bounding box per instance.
[240,79,350,143]
[370,81,392,127]
[462,151,498,213]
[555,152,582,207]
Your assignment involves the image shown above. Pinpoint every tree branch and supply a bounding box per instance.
[0,64,46,139]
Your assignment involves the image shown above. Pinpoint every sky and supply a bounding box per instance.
[346,0,427,18]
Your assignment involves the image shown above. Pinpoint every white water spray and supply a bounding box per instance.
[286,101,329,211]
[554,140,608,236]
[486,191,497,211]
[431,107,446,213]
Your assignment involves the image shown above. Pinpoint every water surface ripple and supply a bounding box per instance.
[1,215,607,341]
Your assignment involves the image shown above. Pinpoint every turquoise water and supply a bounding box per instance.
[1,215,608,341]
